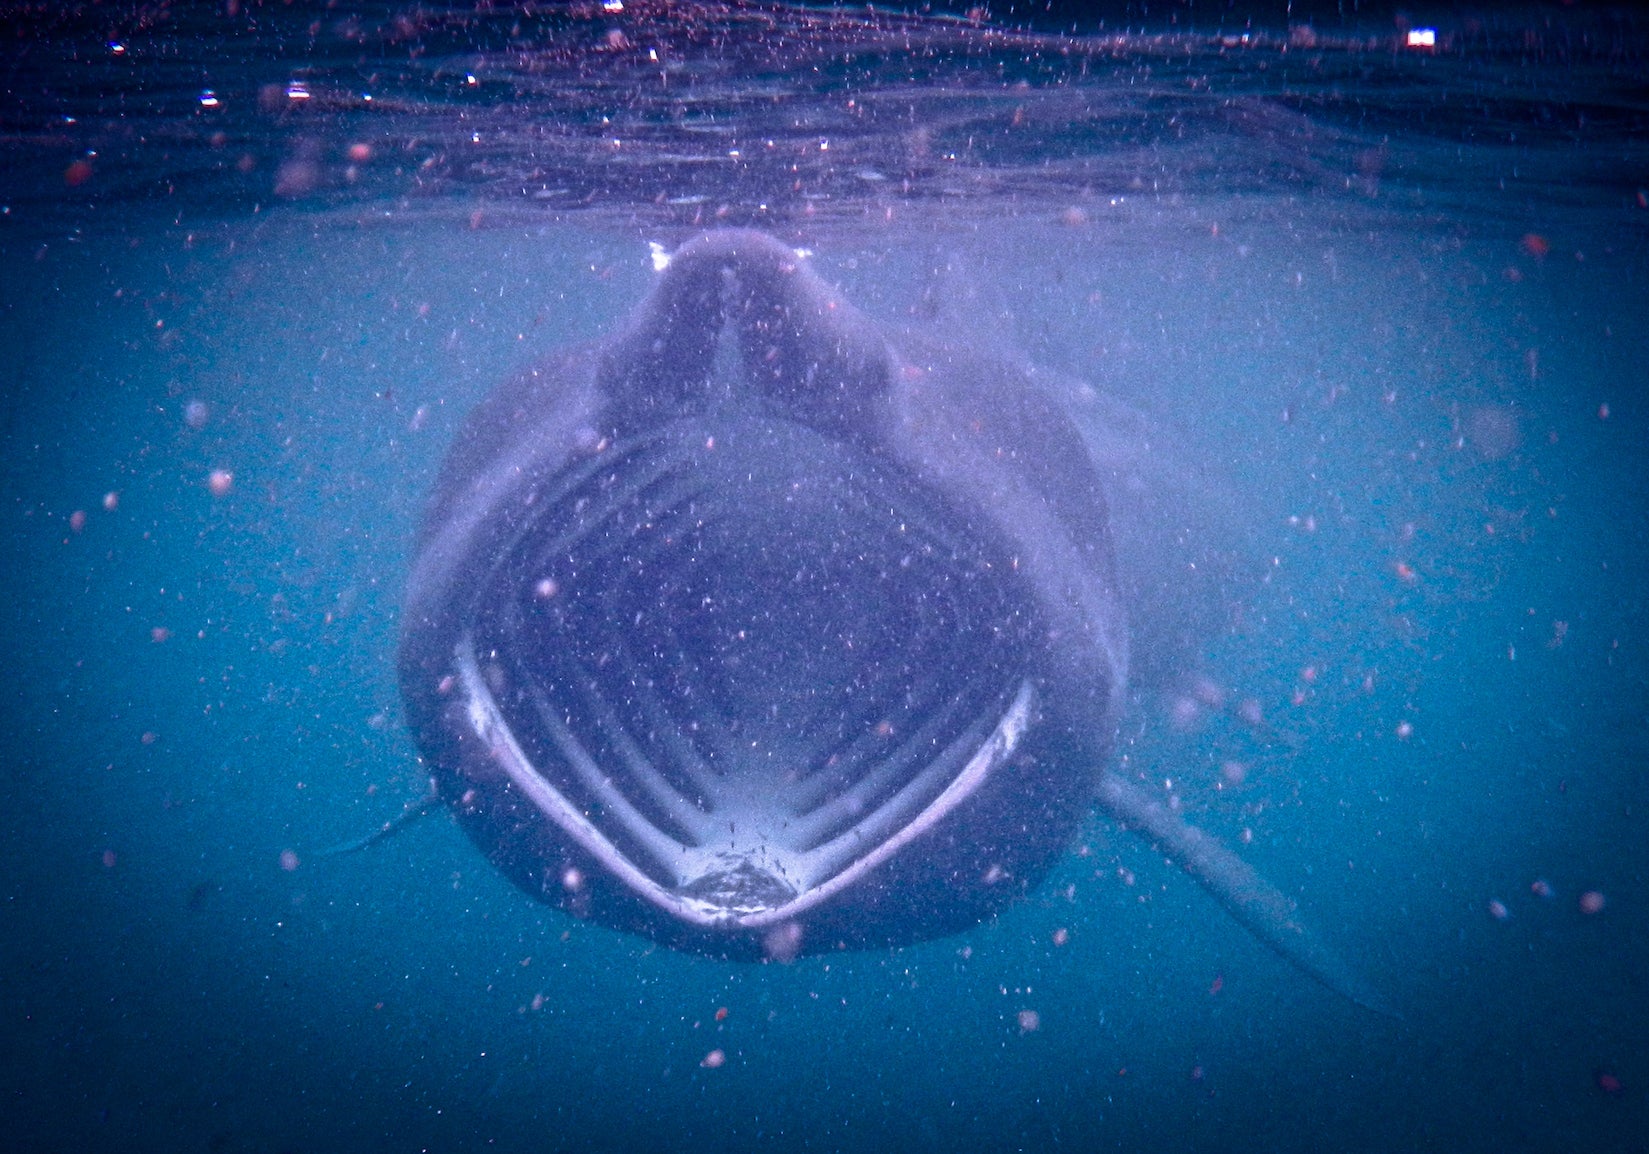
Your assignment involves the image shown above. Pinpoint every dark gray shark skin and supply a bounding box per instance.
[399,230,1388,1012]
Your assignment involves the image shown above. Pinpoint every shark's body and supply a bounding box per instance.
[399,230,1387,1011]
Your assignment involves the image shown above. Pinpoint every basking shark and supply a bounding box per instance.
[398,229,1388,1011]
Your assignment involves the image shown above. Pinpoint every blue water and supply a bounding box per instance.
[3,6,1647,1152]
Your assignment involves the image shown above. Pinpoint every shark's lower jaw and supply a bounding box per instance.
[447,412,1043,939]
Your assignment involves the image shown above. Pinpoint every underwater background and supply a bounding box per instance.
[2,3,1645,1151]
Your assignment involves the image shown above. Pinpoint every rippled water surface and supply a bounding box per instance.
[3,4,1646,1152]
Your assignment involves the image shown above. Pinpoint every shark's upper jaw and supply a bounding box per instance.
[451,410,1041,930]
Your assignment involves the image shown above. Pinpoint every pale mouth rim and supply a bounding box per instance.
[455,632,1037,929]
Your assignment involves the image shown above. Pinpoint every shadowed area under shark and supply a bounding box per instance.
[396,229,1391,1014]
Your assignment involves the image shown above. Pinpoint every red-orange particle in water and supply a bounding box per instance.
[714,1007,729,1022]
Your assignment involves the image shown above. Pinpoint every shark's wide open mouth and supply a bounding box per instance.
[453,411,1041,929]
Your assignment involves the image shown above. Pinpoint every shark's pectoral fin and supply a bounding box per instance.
[1097,772,1397,1017]
[318,785,444,858]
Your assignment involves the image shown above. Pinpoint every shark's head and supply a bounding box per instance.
[400,231,1124,956]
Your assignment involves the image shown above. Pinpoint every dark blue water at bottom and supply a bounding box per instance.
[3,98,1646,1154]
